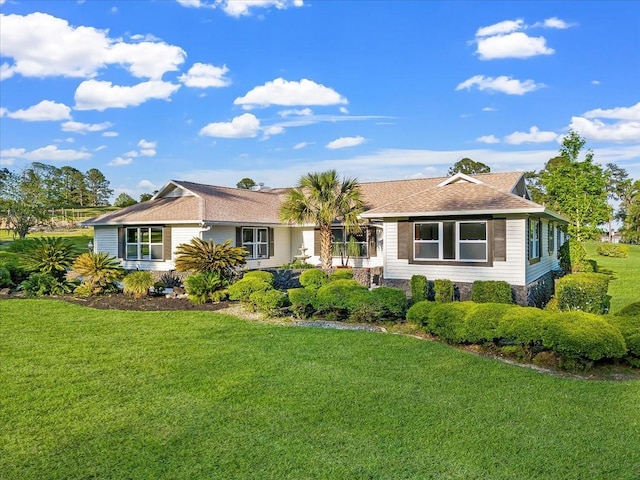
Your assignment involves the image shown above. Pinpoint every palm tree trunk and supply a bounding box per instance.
[320,225,333,270]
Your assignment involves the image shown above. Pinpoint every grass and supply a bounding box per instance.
[0,229,93,252]
[584,242,640,313]
[2,299,640,479]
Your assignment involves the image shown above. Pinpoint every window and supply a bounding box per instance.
[528,218,541,260]
[126,227,163,260]
[413,221,487,262]
[242,227,269,259]
[548,222,555,255]
[332,228,368,257]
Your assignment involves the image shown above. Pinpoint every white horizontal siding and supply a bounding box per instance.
[93,226,118,257]
[526,219,560,284]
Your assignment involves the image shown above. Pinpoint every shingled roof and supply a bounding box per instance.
[82,171,566,226]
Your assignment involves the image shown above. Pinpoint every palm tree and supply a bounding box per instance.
[279,170,365,270]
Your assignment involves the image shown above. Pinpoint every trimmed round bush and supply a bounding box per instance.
[544,297,560,312]
[558,239,588,273]
[250,289,289,316]
[497,307,552,347]
[370,287,407,319]
[606,315,640,357]
[596,243,628,258]
[314,279,368,318]
[427,302,475,343]
[288,287,317,319]
[410,275,429,303]
[242,270,274,285]
[329,268,354,281]
[434,279,454,303]
[543,312,626,361]
[406,300,437,326]
[123,271,154,298]
[228,277,271,302]
[464,302,515,343]
[555,273,609,314]
[299,268,328,290]
[616,302,640,317]
[471,281,513,304]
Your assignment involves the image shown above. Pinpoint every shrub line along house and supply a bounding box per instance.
[82,171,568,305]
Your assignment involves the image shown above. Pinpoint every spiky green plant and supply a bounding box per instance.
[23,237,78,280]
[123,271,154,298]
[72,252,124,295]
[184,271,230,304]
[18,272,75,297]
[174,239,247,278]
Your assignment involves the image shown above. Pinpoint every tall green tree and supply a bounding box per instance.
[0,168,45,238]
[620,180,640,243]
[113,193,137,208]
[85,168,113,206]
[279,169,365,270]
[539,131,609,241]
[236,177,257,189]
[448,158,491,176]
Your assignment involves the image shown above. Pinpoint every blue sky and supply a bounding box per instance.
[1,0,639,200]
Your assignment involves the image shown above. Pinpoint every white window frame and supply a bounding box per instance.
[331,227,369,258]
[529,218,541,260]
[242,227,269,259]
[413,220,487,262]
[126,227,163,261]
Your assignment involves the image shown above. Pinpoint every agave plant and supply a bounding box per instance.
[72,252,124,294]
[174,238,247,279]
[23,237,78,280]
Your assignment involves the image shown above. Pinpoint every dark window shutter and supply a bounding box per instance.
[397,221,410,260]
[314,229,321,256]
[269,227,274,258]
[118,227,125,259]
[368,228,377,257]
[163,226,172,260]
[493,218,506,261]
[236,227,242,247]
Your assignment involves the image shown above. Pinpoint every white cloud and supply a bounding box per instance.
[569,116,640,143]
[178,62,231,88]
[456,75,544,95]
[108,156,132,167]
[293,141,310,149]
[0,145,91,162]
[138,139,156,149]
[138,179,157,190]
[124,150,139,158]
[176,0,203,6]
[482,107,497,112]
[476,19,524,37]
[61,120,112,133]
[591,80,601,85]
[6,100,71,121]
[339,107,349,114]
[533,17,572,29]
[94,145,107,152]
[504,126,558,145]
[0,12,185,80]
[262,126,285,139]
[234,78,347,109]
[74,79,180,111]
[326,135,365,149]
[278,108,313,117]
[199,113,261,138]
[476,32,554,60]
[476,135,500,144]
[0,107,6,117]
[583,102,640,121]
[174,0,304,16]
[102,131,119,137]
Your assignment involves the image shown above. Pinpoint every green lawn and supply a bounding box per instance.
[584,242,640,313]
[2,299,639,479]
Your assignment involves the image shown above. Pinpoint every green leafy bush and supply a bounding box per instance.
[555,273,609,314]
[544,297,560,312]
[72,252,124,296]
[174,238,247,278]
[543,312,626,362]
[314,279,368,319]
[606,315,640,358]
[596,243,628,258]
[616,302,640,317]
[329,268,354,281]
[242,270,275,285]
[23,236,77,280]
[471,281,513,304]
[299,268,327,290]
[123,271,154,298]
[0,259,30,284]
[250,289,289,316]
[6,238,31,253]
[184,272,229,304]
[350,302,384,323]
[497,307,552,348]
[288,288,317,319]
[19,272,75,297]
[434,279,454,303]
[427,303,474,343]
[228,277,271,302]
[406,300,437,326]
[558,239,593,273]
[464,303,515,343]
[0,266,13,288]
[410,275,429,303]
[369,287,407,319]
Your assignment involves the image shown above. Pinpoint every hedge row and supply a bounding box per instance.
[409,275,514,304]
[406,301,633,366]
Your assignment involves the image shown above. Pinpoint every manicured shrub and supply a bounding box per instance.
[464,303,515,343]
[250,289,289,316]
[299,268,327,290]
[242,270,274,285]
[288,288,317,319]
[410,275,429,303]
[606,315,640,357]
[0,266,13,288]
[228,277,271,302]
[24,236,78,280]
[544,297,560,312]
[19,272,75,297]
[497,307,552,347]
[123,271,154,298]
[615,302,640,317]
[596,243,628,258]
[427,303,474,343]
[184,272,229,304]
[314,279,368,319]
[406,300,437,326]
[558,239,588,273]
[329,268,354,281]
[369,287,408,319]
[555,273,609,314]
[471,280,513,304]
[434,279,454,303]
[542,312,626,362]
[72,252,124,296]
